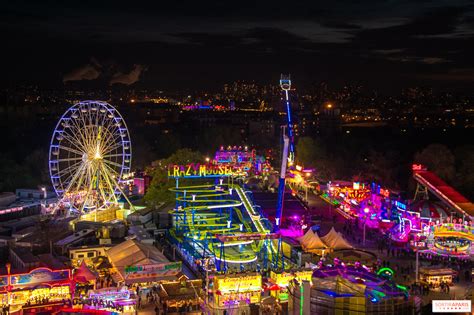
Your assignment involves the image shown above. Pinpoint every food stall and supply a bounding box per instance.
[158,279,203,314]
[213,273,262,311]
[419,267,455,287]
[268,270,313,302]
[7,267,73,314]
[73,287,137,314]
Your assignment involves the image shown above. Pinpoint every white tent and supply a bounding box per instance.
[321,227,339,246]
[298,229,316,244]
[323,232,353,250]
[299,229,327,250]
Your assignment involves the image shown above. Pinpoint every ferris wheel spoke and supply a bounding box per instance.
[57,160,84,177]
[61,129,88,153]
[98,166,115,203]
[99,164,120,203]
[69,116,91,150]
[102,141,123,156]
[59,145,85,157]
[63,164,87,195]
[98,127,119,154]
[102,153,124,159]
[62,163,85,188]
[103,159,123,169]
[56,157,83,163]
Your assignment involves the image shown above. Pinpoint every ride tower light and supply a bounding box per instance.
[280,74,295,164]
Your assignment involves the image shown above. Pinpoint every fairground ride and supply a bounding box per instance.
[168,182,289,272]
[275,74,295,232]
[49,101,134,218]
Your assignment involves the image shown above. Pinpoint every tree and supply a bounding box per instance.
[454,145,474,200]
[144,149,204,206]
[296,137,326,167]
[414,144,455,182]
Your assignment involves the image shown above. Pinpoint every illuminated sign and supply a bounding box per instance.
[394,201,407,210]
[270,270,313,288]
[125,262,181,274]
[215,274,262,293]
[380,188,390,198]
[0,206,24,215]
[215,233,280,242]
[89,289,131,300]
[10,267,70,286]
[412,164,426,171]
[168,164,235,178]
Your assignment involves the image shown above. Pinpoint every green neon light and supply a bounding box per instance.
[396,284,408,291]
[377,267,394,276]
[372,289,386,298]
[300,284,304,315]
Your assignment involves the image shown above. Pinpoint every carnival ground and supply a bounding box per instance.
[305,191,473,314]
[136,189,472,314]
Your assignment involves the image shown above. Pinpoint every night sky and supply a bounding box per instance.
[2,0,474,91]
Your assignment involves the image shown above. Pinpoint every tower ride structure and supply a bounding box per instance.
[275,74,295,232]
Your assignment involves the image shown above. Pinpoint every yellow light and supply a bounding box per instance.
[94,151,102,160]
[305,172,311,177]
[327,103,333,109]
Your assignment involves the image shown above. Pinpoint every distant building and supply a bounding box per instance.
[54,229,96,255]
[69,244,112,267]
[9,247,40,271]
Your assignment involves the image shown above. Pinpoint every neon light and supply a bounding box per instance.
[377,267,394,276]
[300,283,304,315]
[168,163,235,178]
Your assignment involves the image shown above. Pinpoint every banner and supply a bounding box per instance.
[168,164,235,178]
[10,268,70,286]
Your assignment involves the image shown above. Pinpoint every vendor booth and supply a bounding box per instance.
[159,279,203,314]
[419,267,455,287]
[268,270,312,302]
[212,273,262,314]
[106,240,184,292]
[73,286,137,314]
[6,267,73,314]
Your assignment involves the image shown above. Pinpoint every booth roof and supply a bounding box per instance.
[321,228,353,250]
[298,229,327,250]
[74,260,97,283]
[160,279,203,298]
[106,239,169,268]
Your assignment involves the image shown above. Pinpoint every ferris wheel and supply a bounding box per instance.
[49,101,132,213]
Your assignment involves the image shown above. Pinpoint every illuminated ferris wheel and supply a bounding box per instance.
[49,101,132,213]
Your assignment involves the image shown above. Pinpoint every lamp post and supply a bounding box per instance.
[363,207,369,246]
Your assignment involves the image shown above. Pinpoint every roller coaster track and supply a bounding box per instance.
[168,184,283,267]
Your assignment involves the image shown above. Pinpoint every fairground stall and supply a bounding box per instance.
[72,286,137,314]
[327,182,371,219]
[211,273,262,314]
[4,266,73,314]
[268,270,313,303]
[158,279,203,314]
[419,267,455,287]
[106,239,185,293]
